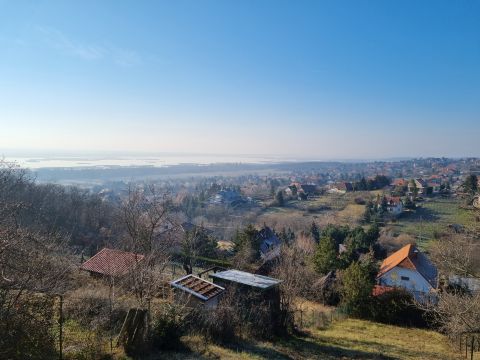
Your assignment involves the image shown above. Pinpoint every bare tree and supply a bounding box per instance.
[120,184,176,308]
[430,233,480,279]
[420,232,480,341]
[0,161,72,358]
[272,234,317,331]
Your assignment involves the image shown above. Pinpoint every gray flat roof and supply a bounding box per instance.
[210,269,281,289]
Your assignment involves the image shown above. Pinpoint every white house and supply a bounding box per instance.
[376,244,437,303]
[385,196,403,216]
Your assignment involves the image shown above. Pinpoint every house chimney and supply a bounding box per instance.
[412,248,419,259]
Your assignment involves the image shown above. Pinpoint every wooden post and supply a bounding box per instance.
[470,336,474,360]
[466,335,468,358]
[59,294,63,360]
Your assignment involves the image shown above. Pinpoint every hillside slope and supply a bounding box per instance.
[157,318,457,360]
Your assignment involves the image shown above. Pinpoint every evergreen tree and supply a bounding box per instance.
[313,236,338,274]
[363,202,373,223]
[275,190,285,206]
[340,261,374,317]
[365,223,380,246]
[463,174,478,195]
[310,221,320,243]
[410,179,418,198]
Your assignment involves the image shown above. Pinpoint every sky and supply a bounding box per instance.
[0,0,479,159]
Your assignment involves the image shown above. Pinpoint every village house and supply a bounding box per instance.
[170,274,225,308]
[258,226,281,260]
[80,247,144,278]
[327,182,353,194]
[391,178,408,188]
[408,178,428,195]
[284,182,317,199]
[376,244,438,303]
[210,188,244,206]
[383,196,404,216]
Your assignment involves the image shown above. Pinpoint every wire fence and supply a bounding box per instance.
[293,307,347,330]
[456,333,480,360]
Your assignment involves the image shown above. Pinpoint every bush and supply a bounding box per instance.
[370,289,428,327]
[150,304,185,350]
[354,197,366,205]
[0,292,57,360]
[194,303,238,344]
[64,288,128,331]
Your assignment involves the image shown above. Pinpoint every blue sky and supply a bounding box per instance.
[0,0,479,159]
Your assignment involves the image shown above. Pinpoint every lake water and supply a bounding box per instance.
[3,153,302,169]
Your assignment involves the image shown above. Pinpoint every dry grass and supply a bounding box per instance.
[156,318,459,360]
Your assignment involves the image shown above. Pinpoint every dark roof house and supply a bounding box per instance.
[258,226,281,259]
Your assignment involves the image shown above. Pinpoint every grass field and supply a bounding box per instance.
[256,193,367,232]
[391,196,479,248]
[258,193,479,249]
[159,318,459,360]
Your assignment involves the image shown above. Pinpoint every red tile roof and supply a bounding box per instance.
[80,248,144,277]
[372,285,395,297]
[392,178,408,187]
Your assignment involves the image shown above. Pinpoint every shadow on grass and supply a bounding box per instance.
[401,206,440,223]
[275,334,398,360]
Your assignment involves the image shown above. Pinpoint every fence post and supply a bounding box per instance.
[470,336,474,360]
[59,294,63,360]
[466,334,468,358]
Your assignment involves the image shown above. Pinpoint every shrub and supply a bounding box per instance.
[370,289,428,327]
[150,304,185,350]
[339,261,374,317]
[64,288,128,331]
[354,197,366,205]
[0,292,57,360]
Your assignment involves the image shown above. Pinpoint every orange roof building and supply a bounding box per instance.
[376,244,437,302]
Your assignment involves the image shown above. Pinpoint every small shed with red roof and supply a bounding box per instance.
[80,247,144,278]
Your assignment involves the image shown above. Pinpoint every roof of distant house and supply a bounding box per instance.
[258,226,281,255]
[384,196,402,205]
[80,248,144,277]
[377,244,437,287]
[210,269,281,289]
[391,178,408,187]
[171,274,225,301]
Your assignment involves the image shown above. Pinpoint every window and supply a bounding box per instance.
[401,276,410,281]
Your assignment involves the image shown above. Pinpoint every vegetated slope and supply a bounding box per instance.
[158,318,457,360]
